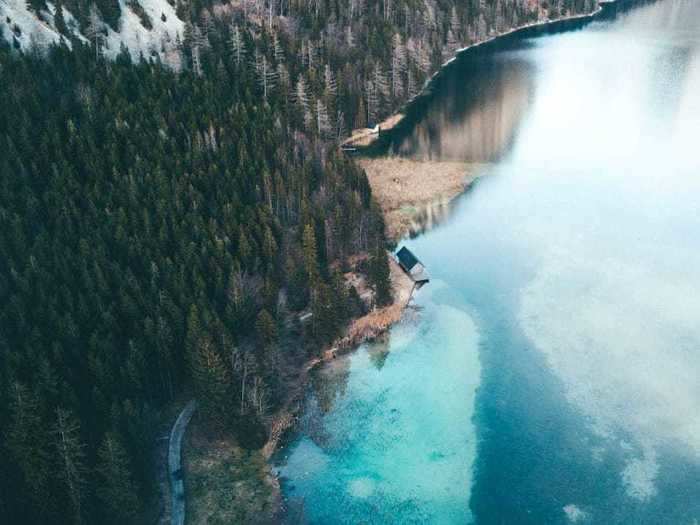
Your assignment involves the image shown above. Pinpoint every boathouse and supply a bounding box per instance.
[396,247,430,284]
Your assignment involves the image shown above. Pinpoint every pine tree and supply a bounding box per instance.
[96,433,141,524]
[185,304,202,358]
[0,20,401,520]
[369,243,392,307]
[231,348,257,414]
[53,408,87,524]
[356,97,367,129]
[302,224,320,283]
[345,25,355,48]
[306,40,317,71]
[27,0,47,14]
[191,336,230,430]
[255,309,279,381]
[330,268,350,327]
[6,383,51,517]
[256,309,278,349]
[55,2,68,36]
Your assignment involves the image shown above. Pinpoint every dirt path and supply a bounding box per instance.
[169,400,197,525]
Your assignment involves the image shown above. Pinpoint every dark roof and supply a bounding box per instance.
[396,246,420,271]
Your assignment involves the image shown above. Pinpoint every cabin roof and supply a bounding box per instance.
[396,246,421,271]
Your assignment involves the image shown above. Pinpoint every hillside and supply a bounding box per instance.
[2,0,598,132]
[0,41,389,524]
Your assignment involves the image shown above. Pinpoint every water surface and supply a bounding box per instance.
[276,2,700,523]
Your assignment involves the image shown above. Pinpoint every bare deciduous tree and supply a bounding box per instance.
[229,24,246,68]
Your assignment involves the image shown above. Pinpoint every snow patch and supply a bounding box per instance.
[101,0,184,67]
[1,0,63,49]
[1,0,184,68]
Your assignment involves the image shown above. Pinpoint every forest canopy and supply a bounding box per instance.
[0,41,388,523]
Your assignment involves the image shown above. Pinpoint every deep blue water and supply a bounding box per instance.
[276,1,700,523]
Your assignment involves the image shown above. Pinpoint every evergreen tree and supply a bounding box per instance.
[302,224,320,283]
[96,433,140,524]
[6,383,52,520]
[54,2,68,35]
[27,0,47,14]
[53,408,87,524]
[370,243,392,307]
[256,309,278,350]
[190,337,230,430]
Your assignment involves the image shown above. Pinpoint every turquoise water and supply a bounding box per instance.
[278,284,480,523]
[276,1,700,523]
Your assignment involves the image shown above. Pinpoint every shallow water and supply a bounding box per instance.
[276,1,700,523]
[278,283,481,524]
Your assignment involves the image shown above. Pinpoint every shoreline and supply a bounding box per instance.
[261,256,415,519]
[429,1,617,79]
[183,256,417,523]
[196,0,635,519]
[263,0,630,512]
[262,256,415,458]
[345,0,625,153]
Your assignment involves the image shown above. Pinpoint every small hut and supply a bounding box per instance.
[396,247,430,284]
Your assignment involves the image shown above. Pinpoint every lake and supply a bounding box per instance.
[275,1,700,523]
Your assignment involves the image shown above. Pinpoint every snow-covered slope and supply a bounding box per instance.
[0,0,184,68]
[102,0,184,65]
[0,0,74,49]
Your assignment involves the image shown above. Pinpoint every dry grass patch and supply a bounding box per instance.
[359,157,488,239]
[184,424,278,525]
[334,258,415,350]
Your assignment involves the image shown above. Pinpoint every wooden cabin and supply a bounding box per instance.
[396,247,430,284]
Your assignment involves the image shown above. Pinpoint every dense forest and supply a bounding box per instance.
[5,0,598,131]
[0,41,390,523]
[0,0,600,523]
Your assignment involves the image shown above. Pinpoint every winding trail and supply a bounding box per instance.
[168,400,197,525]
